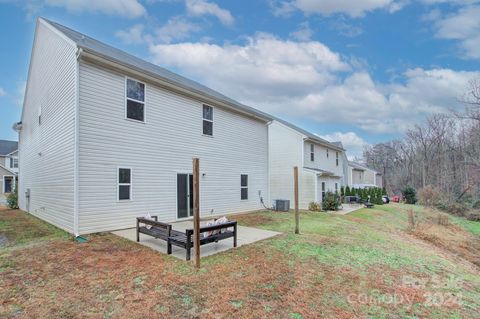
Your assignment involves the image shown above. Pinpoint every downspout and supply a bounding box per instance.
[73,47,83,237]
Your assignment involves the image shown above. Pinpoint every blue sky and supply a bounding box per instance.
[0,0,479,157]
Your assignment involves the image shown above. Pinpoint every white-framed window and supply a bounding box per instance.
[335,183,338,194]
[240,174,248,200]
[125,78,145,122]
[336,152,339,166]
[118,168,132,201]
[310,143,314,161]
[321,182,326,199]
[203,104,213,136]
[10,158,18,169]
[326,149,329,158]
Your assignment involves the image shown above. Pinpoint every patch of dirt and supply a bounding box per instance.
[232,212,277,227]
[411,221,480,268]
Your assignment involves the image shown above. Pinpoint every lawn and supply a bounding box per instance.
[1,204,479,318]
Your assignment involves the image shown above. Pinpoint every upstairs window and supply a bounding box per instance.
[118,168,132,201]
[203,104,213,136]
[310,143,314,161]
[336,152,339,166]
[126,78,145,122]
[10,158,18,169]
[326,149,329,158]
[38,105,42,125]
[240,174,248,200]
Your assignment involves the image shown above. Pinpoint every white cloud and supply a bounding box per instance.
[116,17,200,45]
[290,22,313,41]
[155,16,201,43]
[185,0,234,25]
[148,34,480,134]
[44,0,146,18]
[272,0,403,18]
[0,88,6,97]
[320,132,369,158]
[433,5,480,59]
[116,24,145,45]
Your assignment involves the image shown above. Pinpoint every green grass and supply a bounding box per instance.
[451,216,480,237]
[0,208,69,247]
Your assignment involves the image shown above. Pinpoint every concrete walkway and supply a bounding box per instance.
[112,220,281,261]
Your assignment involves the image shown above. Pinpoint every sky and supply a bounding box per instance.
[0,0,479,158]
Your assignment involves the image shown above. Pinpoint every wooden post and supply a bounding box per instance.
[193,158,201,268]
[294,166,299,234]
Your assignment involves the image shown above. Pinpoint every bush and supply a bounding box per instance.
[322,191,341,211]
[402,186,417,204]
[467,212,480,221]
[472,200,480,210]
[345,186,351,196]
[308,201,322,212]
[6,184,18,209]
[437,201,468,217]
[418,186,442,207]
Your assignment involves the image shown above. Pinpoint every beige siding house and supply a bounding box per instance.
[18,18,272,235]
[0,140,18,205]
[347,161,383,188]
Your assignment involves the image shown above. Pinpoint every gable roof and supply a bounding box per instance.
[0,140,18,156]
[348,161,380,174]
[273,117,345,151]
[40,18,345,153]
[42,18,272,122]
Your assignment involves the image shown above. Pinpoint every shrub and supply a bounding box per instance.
[467,212,480,221]
[418,186,442,207]
[437,201,469,217]
[308,201,322,212]
[472,200,480,210]
[407,209,416,229]
[402,186,417,204]
[340,186,345,197]
[322,191,340,211]
[345,186,351,196]
[437,213,450,226]
[6,184,18,209]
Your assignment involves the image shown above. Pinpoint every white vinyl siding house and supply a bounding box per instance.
[17,20,77,232]
[347,161,383,189]
[18,18,270,235]
[268,121,346,209]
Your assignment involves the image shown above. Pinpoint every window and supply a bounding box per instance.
[321,182,326,200]
[38,105,42,125]
[118,168,132,200]
[335,183,338,194]
[326,149,329,158]
[203,104,213,136]
[240,174,248,200]
[310,143,314,161]
[126,78,145,122]
[336,152,339,166]
[10,158,18,169]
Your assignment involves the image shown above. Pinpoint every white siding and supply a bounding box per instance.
[18,20,77,232]
[77,61,269,234]
[303,141,344,179]
[268,121,316,209]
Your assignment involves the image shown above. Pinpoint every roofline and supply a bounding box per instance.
[0,164,16,175]
[79,49,272,123]
[304,137,345,152]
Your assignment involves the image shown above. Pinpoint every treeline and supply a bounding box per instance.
[363,79,480,208]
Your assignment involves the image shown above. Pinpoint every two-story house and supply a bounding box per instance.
[16,18,272,235]
[0,140,18,201]
[347,161,383,189]
[268,120,346,209]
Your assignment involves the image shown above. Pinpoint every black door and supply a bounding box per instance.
[4,177,13,193]
[177,174,193,219]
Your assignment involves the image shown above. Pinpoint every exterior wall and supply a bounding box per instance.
[18,20,77,233]
[352,169,364,185]
[364,169,376,185]
[303,141,344,178]
[268,121,308,208]
[375,174,383,188]
[77,60,269,234]
[2,152,19,174]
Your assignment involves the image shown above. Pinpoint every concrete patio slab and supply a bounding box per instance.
[112,220,281,261]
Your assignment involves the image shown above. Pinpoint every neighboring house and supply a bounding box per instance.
[347,161,383,189]
[0,140,18,204]
[17,18,272,235]
[268,120,346,209]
